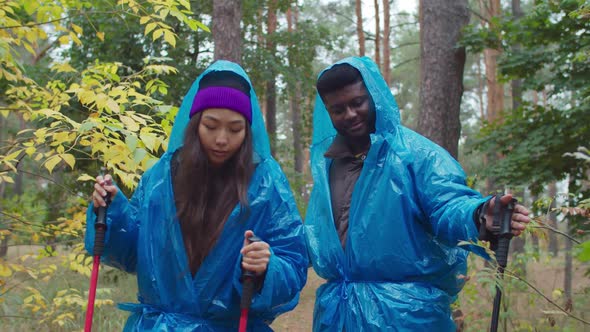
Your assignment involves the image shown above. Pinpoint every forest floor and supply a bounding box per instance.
[2,245,589,331]
[273,259,589,331]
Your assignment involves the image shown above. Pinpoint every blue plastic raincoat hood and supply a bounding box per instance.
[85,60,307,331]
[305,57,487,331]
[168,60,271,159]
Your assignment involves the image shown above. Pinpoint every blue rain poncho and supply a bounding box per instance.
[305,57,488,331]
[85,60,308,331]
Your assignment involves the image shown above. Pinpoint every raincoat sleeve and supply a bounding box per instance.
[413,138,488,247]
[232,168,308,317]
[84,175,147,273]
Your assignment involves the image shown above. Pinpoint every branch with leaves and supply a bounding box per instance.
[0,0,209,328]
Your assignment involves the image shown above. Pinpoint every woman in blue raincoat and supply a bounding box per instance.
[86,60,308,331]
[305,57,530,331]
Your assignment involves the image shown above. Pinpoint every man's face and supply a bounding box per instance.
[322,81,375,139]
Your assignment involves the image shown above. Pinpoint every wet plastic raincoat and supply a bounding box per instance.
[305,57,488,331]
[85,60,308,331]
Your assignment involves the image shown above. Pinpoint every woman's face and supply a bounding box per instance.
[198,108,247,167]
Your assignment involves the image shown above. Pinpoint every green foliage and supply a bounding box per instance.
[578,241,590,262]
[389,12,420,128]
[499,1,589,93]
[0,0,205,328]
[2,261,135,331]
[470,103,589,194]
[1,0,585,330]
[456,240,590,331]
[463,0,590,195]
[565,147,590,270]
[66,0,212,104]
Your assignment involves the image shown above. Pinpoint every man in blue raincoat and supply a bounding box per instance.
[85,60,308,331]
[305,57,531,331]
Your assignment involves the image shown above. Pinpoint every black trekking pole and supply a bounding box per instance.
[490,195,517,332]
[239,235,261,332]
[84,173,111,332]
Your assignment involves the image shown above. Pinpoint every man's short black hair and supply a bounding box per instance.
[199,70,251,97]
[316,64,363,98]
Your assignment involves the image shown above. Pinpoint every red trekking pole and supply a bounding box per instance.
[239,235,261,332]
[84,182,110,332]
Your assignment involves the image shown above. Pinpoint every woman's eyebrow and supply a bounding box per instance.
[202,115,220,122]
[203,115,244,125]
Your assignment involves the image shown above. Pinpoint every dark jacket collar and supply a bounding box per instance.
[325,135,368,160]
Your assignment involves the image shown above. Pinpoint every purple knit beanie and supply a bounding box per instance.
[189,87,252,123]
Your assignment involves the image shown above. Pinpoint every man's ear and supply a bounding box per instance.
[317,92,327,105]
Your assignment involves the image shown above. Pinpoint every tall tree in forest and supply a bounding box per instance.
[213,0,242,62]
[265,0,278,155]
[477,55,485,120]
[389,9,420,128]
[417,0,470,158]
[478,0,505,194]
[374,0,381,68]
[382,0,391,86]
[508,0,527,260]
[480,0,504,123]
[356,0,366,56]
[511,0,523,110]
[241,3,266,100]
[287,7,303,175]
[548,181,559,256]
[0,116,6,257]
[464,3,590,297]
[479,0,504,192]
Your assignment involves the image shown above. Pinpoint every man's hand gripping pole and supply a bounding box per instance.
[490,195,517,332]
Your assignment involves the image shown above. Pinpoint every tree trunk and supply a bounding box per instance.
[0,198,5,257]
[548,181,559,256]
[564,178,575,303]
[564,226,573,300]
[0,115,6,258]
[480,0,504,194]
[356,0,366,56]
[477,53,485,120]
[256,7,266,119]
[382,0,391,86]
[212,0,242,63]
[532,90,539,105]
[477,52,490,190]
[417,0,470,159]
[511,0,523,110]
[287,7,304,175]
[530,193,540,252]
[291,88,303,173]
[510,187,527,276]
[374,0,381,68]
[14,115,25,196]
[265,0,278,156]
[482,0,504,123]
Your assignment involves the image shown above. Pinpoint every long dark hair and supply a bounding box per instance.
[173,112,255,274]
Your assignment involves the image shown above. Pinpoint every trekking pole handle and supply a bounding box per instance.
[494,197,516,268]
[93,172,111,257]
[240,235,262,310]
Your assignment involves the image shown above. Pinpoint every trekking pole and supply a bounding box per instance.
[239,235,262,332]
[490,195,517,332]
[84,172,111,332]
